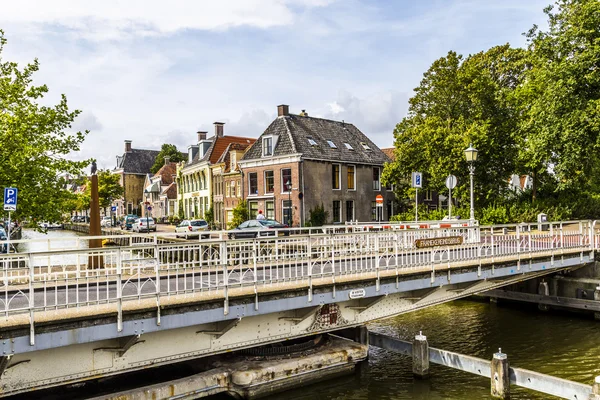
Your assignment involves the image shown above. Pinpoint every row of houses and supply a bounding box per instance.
[111,104,407,228]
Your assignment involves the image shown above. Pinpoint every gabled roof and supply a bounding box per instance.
[154,162,178,185]
[241,114,390,165]
[381,148,395,161]
[216,142,254,173]
[187,135,256,167]
[161,182,178,199]
[115,148,160,175]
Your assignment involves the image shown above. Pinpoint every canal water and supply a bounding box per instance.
[23,229,600,399]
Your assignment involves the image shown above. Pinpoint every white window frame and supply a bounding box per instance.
[373,167,381,191]
[281,168,292,194]
[248,172,258,196]
[262,136,273,157]
[332,200,342,223]
[345,200,354,222]
[264,170,275,194]
[308,137,317,146]
[332,163,341,190]
[327,140,337,148]
[360,142,371,150]
[344,143,354,150]
[425,189,433,201]
[347,164,356,191]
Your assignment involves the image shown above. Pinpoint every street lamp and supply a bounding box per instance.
[464,143,478,222]
[285,179,292,227]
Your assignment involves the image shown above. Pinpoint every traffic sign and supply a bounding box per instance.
[376,194,384,204]
[3,187,17,211]
[412,172,422,188]
[111,206,117,212]
[445,175,457,190]
[147,206,152,211]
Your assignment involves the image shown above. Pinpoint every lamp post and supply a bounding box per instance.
[286,179,292,227]
[464,144,478,222]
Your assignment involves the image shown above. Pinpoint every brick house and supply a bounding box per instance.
[112,140,160,217]
[141,157,178,221]
[211,142,255,229]
[238,105,394,226]
[178,123,254,220]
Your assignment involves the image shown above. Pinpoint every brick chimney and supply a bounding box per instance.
[277,104,289,117]
[124,140,132,153]
[197,131,208,141]
[164,156,170,165]
[214,122,225,138]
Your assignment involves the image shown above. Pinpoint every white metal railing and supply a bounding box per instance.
[0,220,596,326]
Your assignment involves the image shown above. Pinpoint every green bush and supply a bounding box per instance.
[307,204,329,227]
[228,201,248,230]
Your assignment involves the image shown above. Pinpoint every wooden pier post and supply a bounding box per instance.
[491,348,510,399]
[412,331,429,379]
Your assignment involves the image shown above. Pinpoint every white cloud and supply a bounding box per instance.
[1,0,336,41]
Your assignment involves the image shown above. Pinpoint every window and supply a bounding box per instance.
[231,152,237,171]
[327,140,337,148]
[282,200,292,226]
[249,201,259,219]
[265,200,275,220]
[249,172,258,195]
[225,182,230,197]
[332,164,341,190]
[360,142,371,150]
[264,170,274,193]
[262,137,273,156]
[344,143,354,150]
[373,167,381,191]
[347,165,355,190]
[236,180,241,197]
[425,189,433,201]
[346,200,354,222]
[386,182,394,191]
[281,168,292,192]
[308,137,317,146]
[333,201,341,223]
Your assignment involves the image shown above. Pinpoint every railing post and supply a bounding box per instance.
[116,248,123,332]
[412,331,429,379]
[491,348,510,399]
[28,252,35,346]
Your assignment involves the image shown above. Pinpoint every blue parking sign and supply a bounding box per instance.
[4,187,17,211]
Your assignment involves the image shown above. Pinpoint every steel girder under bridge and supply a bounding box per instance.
[0,220,597,396]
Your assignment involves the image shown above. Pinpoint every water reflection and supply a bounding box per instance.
[265,301,600,400]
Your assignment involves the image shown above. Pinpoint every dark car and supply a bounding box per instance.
[0,227,7,253]
[123,215,137,230]
[228,219,289,239]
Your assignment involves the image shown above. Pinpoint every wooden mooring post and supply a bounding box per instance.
[491,348,509,399]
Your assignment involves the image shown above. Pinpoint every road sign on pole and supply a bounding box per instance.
[4,187,17,211]
[445,175,457,218]
[411,173,422,221]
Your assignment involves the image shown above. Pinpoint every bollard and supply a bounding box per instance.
[592,376,600,399]
[412,331,429,379]
[491,348,510,399]
[538,281,549,311]
[594,287,600,321]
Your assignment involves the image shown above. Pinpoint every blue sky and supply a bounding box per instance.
[1,0,550,169]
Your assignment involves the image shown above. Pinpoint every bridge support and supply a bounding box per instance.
[412,331,429,379]
[491,349,510,399]
[537,281,549,311]
[594,287,600,321]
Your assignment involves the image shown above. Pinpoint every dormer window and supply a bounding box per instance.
[230,152,237,171]
[344,143,354,150]
[327,140,337,148]
[262,136,273,157]
[360,142,371,150]
[308,137,318,146]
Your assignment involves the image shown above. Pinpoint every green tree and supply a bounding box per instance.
[307,204,329,227]
[0,30,90,224]
[383,46,527,210]
[228,200,248,230]
[84,169,123,215]
[517,0,600,196]
[150,144,185,174]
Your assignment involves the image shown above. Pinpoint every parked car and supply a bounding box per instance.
[39,221,63,229]
[175,219,210,239]
[100,216,112,227]
[132,217,157,233]
[123,215,137,230]
[0,227,7,253]
[228,219,289,239]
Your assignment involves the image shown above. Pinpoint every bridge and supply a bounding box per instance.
[0,220,597,397]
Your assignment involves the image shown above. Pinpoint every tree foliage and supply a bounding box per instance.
[0,30,90,223]
[228,200,248,230]
[383,0,600,218]
[150,144,184,174]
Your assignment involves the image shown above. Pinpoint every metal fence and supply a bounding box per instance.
[0,220,595,324]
